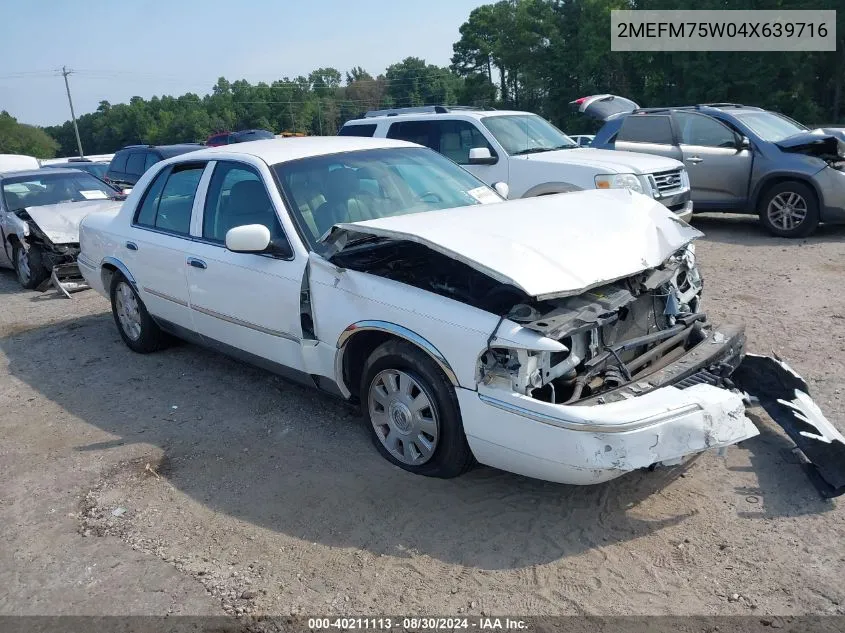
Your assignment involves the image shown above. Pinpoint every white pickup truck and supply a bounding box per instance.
[339,106,692,220]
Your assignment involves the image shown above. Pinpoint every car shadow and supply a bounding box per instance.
[0,314,833,570]
[691,213,845,246]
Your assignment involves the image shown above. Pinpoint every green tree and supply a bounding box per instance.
[0,111,59,158]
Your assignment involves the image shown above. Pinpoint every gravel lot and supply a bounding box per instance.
[1,214,844,620]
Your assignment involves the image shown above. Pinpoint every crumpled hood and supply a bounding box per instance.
[328,189,702,301]
[23,199,122,244]
[776,130,845,161]
[515,147,683,174]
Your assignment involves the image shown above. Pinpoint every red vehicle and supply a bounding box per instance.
[206,132,232,146]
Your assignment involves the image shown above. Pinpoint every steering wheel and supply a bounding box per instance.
[416,191,443,203]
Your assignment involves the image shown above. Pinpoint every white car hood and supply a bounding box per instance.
[330,189,702,301]
[23,199,122,244]
[516,147,682,174]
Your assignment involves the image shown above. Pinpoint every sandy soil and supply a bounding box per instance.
[1,214,843,619]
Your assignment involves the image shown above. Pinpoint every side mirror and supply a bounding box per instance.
[493,182,510,199]
[739,136,751,150]
[468,147,497,165]
[225,224,271,253]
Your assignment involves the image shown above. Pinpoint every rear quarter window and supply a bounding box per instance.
[339,124,378,137]
[126,152,146,176]
[617,115,675,145]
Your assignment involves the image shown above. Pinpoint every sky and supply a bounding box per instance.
[0,0,486,126]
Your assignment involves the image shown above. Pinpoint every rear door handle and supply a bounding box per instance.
[187,257,207,270]
[686,156,703,164]
[125,241,138,251]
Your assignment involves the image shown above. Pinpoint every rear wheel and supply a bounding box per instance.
[13,244,49,290]
[360,339,474,478]
[758,181,819,238]
[109,273,168,353]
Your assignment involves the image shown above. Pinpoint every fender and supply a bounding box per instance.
[100,256,137,290]
[334,320,459,398]
[521,182,584,198]
[750,171,825,210]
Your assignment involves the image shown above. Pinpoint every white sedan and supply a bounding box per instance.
[77,137,845,491]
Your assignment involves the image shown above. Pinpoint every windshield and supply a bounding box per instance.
[734,111,808,142]
[2,171,119,211]
[481,114,577,155]
[273,147,501,248]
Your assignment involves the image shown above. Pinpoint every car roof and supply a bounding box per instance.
[44,161,109,167]
[0,168,82,179]
[345,109,536,125]
[172,136,422,165]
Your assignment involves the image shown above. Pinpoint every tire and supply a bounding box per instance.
[109,273,168,353]
[13,243,50,290]
[758,181,819,238]
[360,339,474,478]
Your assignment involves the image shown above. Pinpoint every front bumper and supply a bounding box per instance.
[813,166,845,224]
[655,187,692,222]
[460,323,844,492]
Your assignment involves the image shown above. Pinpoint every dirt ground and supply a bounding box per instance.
[1,214,844,619]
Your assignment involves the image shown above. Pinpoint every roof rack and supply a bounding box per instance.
[363,105,495,118]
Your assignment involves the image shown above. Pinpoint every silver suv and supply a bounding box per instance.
[575,95,845,238]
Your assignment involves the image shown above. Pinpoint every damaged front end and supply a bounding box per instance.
[11,209,89,297]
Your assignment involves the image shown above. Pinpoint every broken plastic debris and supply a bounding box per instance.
[171,405,178,410]
[111,507,127,517]
[712,332,727,344]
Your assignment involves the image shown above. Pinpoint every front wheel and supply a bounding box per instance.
[360,339,474,478]
[13,244,49,289]
[109,273,168,353]
[758,181,819,238]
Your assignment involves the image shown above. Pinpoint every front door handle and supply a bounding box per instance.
[187,257,207,270]
[686,156,704,164]
[125,241,138,251]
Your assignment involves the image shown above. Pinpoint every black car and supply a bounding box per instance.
[104,144,204,189]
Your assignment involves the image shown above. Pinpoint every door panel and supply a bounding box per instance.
[186,161,306,370]
[674,111,752,206]
[614,140,683,161]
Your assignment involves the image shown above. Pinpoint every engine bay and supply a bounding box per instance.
[332,238,706,404]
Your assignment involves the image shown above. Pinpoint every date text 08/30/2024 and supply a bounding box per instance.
[308,617,528,630]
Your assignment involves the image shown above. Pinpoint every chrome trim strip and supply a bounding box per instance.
[142,286,189,307]
[335,320,459,391]
[191,304,300,342]
[477,393,702,433]
[101,256,137,288]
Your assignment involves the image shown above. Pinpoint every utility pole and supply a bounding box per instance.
[61,66,84,158]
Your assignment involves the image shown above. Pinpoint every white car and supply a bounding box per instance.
[77,137,844,490]
[339,106,693,221]
[0,168,123,294]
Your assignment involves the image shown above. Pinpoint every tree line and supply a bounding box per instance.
[8,0,845,158]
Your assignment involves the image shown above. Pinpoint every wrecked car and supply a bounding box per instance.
[573,95,845,238]
[0,168,124,295]
[76,137,845,494]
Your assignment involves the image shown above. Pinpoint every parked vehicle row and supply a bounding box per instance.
[69,136,845,494]
[572,94,845,237]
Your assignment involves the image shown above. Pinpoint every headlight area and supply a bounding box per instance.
[594,173,649,196]
[477,244,709,406]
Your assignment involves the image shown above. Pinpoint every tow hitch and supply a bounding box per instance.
[733,354,845,498]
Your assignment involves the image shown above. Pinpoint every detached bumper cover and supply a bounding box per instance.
[733,354,845,498]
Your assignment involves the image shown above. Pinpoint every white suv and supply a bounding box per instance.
[340,106,692,220]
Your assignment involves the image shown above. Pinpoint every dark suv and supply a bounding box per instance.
[573,95,845,237]
[105,144,204,190]
[205,129,275,146]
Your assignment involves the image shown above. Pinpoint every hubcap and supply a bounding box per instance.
[16,248,31,284]
[368,369,439,466]
[767,192,807,231]
[114,281,143,341]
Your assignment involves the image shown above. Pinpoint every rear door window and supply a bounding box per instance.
[617,115,675,144]
[110,151,128,173]
[126,152,146,176]
[133,163,206,235]
[387,121,434,148]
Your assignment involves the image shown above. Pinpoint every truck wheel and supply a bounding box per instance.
[109,273,168,353]
[360,339,474,478]
[13,244,49,290]
[759,181,819,238]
